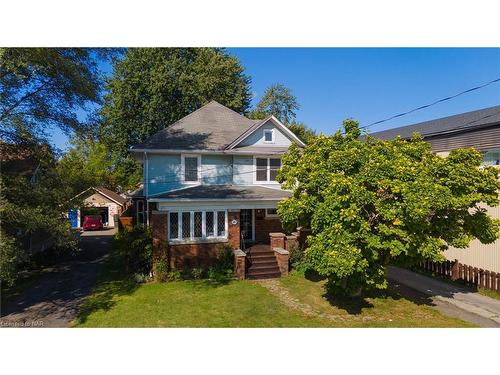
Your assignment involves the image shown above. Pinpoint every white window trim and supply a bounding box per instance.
[263,129,275,144]
[136,200,145,224]
[253,156,281,185]
[265,208,279,218]
[181,154,202,184]
[168,209,228,244]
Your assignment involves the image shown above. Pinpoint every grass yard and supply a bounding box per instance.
[74,247,474,327]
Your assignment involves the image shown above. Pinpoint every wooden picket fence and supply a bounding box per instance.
[418,259,500,292]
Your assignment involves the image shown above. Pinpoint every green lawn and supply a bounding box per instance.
[74,250,474,327]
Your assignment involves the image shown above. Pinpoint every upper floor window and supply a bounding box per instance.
[181,154,201,183]
[483,149,500,166]
[263,129,275,143]
[255,157,281,182]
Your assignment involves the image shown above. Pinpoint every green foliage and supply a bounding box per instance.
[248,83,299,124]
[115,225,152,275]
[166,270,182,282]
[0,142,79,285]
[0,48,115,143]
[190,267,204,280]
[278,120,500,296]
[57,136,142,195]
[207,245,234,281]
[0,230,26,286]
[248,83,315,144]
[99,48,252,159]
[287,122,317,144]
[153,259,169,283]
[287,241,310,272]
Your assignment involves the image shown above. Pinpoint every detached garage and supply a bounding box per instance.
[68,187,128,228]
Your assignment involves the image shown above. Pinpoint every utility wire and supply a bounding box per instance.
[361,77,500,130]
[146,167,280,186]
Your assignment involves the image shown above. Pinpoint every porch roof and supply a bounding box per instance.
[148,184,291,201]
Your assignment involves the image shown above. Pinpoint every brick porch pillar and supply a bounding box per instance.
[151,211,168,264]
[233,249,246,280]
[270,232,289,276]
[227,210,241,249]
[285,235,298,251]
[270,232,285,249]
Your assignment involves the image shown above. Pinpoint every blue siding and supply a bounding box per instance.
[239,120,292,147]
[147,154,182,196]
[233,155,253,185]
[201,155,233,184]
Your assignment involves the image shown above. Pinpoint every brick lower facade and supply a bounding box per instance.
[254,209,284,244]
[151,208,288,270]
[169,242,229,269]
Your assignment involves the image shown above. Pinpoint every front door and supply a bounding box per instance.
[240,209,254,244]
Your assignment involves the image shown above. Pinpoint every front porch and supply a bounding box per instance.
[150,205,309,279]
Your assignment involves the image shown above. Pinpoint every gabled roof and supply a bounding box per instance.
[226,115,306,149]
[70,187,127,206]
[369,105,500,140]
[130,101,305,152]
[96,187,128,205]
[148,184,291,201]
[131,101,260,151]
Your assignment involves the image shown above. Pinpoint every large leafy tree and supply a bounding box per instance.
[1,143,78,285]
[248,83,316,143]
[0,48,114,286]
[248,83,300,124]
[0,48,114,143]
[278,120,500,295]
[100,48,252,157]
[57,136,141,196]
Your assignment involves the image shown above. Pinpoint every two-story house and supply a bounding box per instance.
[370,105,500,272]
[130,101,305,276]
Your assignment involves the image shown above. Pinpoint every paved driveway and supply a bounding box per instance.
[0,228,115,328]
[388,266,500,327]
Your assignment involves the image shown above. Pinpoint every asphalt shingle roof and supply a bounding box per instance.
[131,101,260,151]
[368,105,500,140]
[150,185,291,200]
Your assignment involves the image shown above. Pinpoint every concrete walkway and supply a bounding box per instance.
[0,228,115,328]
[388,266,500,327]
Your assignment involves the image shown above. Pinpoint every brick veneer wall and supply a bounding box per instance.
[255,214,284,244]
[151,211,168,262]
[152,209,242,270]
[227,210,241,249]
[169,242,228,269]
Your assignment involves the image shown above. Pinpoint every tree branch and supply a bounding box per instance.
[0,81,50,122]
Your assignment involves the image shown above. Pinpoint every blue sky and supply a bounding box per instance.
[49,48,500,151]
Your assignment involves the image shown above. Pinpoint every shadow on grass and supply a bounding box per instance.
[302,268,436,315]
[189,277,233,290]
[74,250,139,325]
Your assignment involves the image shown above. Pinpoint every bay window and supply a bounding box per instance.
[168,210,228,241]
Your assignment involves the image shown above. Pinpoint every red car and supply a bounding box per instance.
[83,215,103,231]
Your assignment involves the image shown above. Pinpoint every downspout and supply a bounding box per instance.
[144,151,149,226]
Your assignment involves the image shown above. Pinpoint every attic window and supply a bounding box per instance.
[263,129,274,143]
